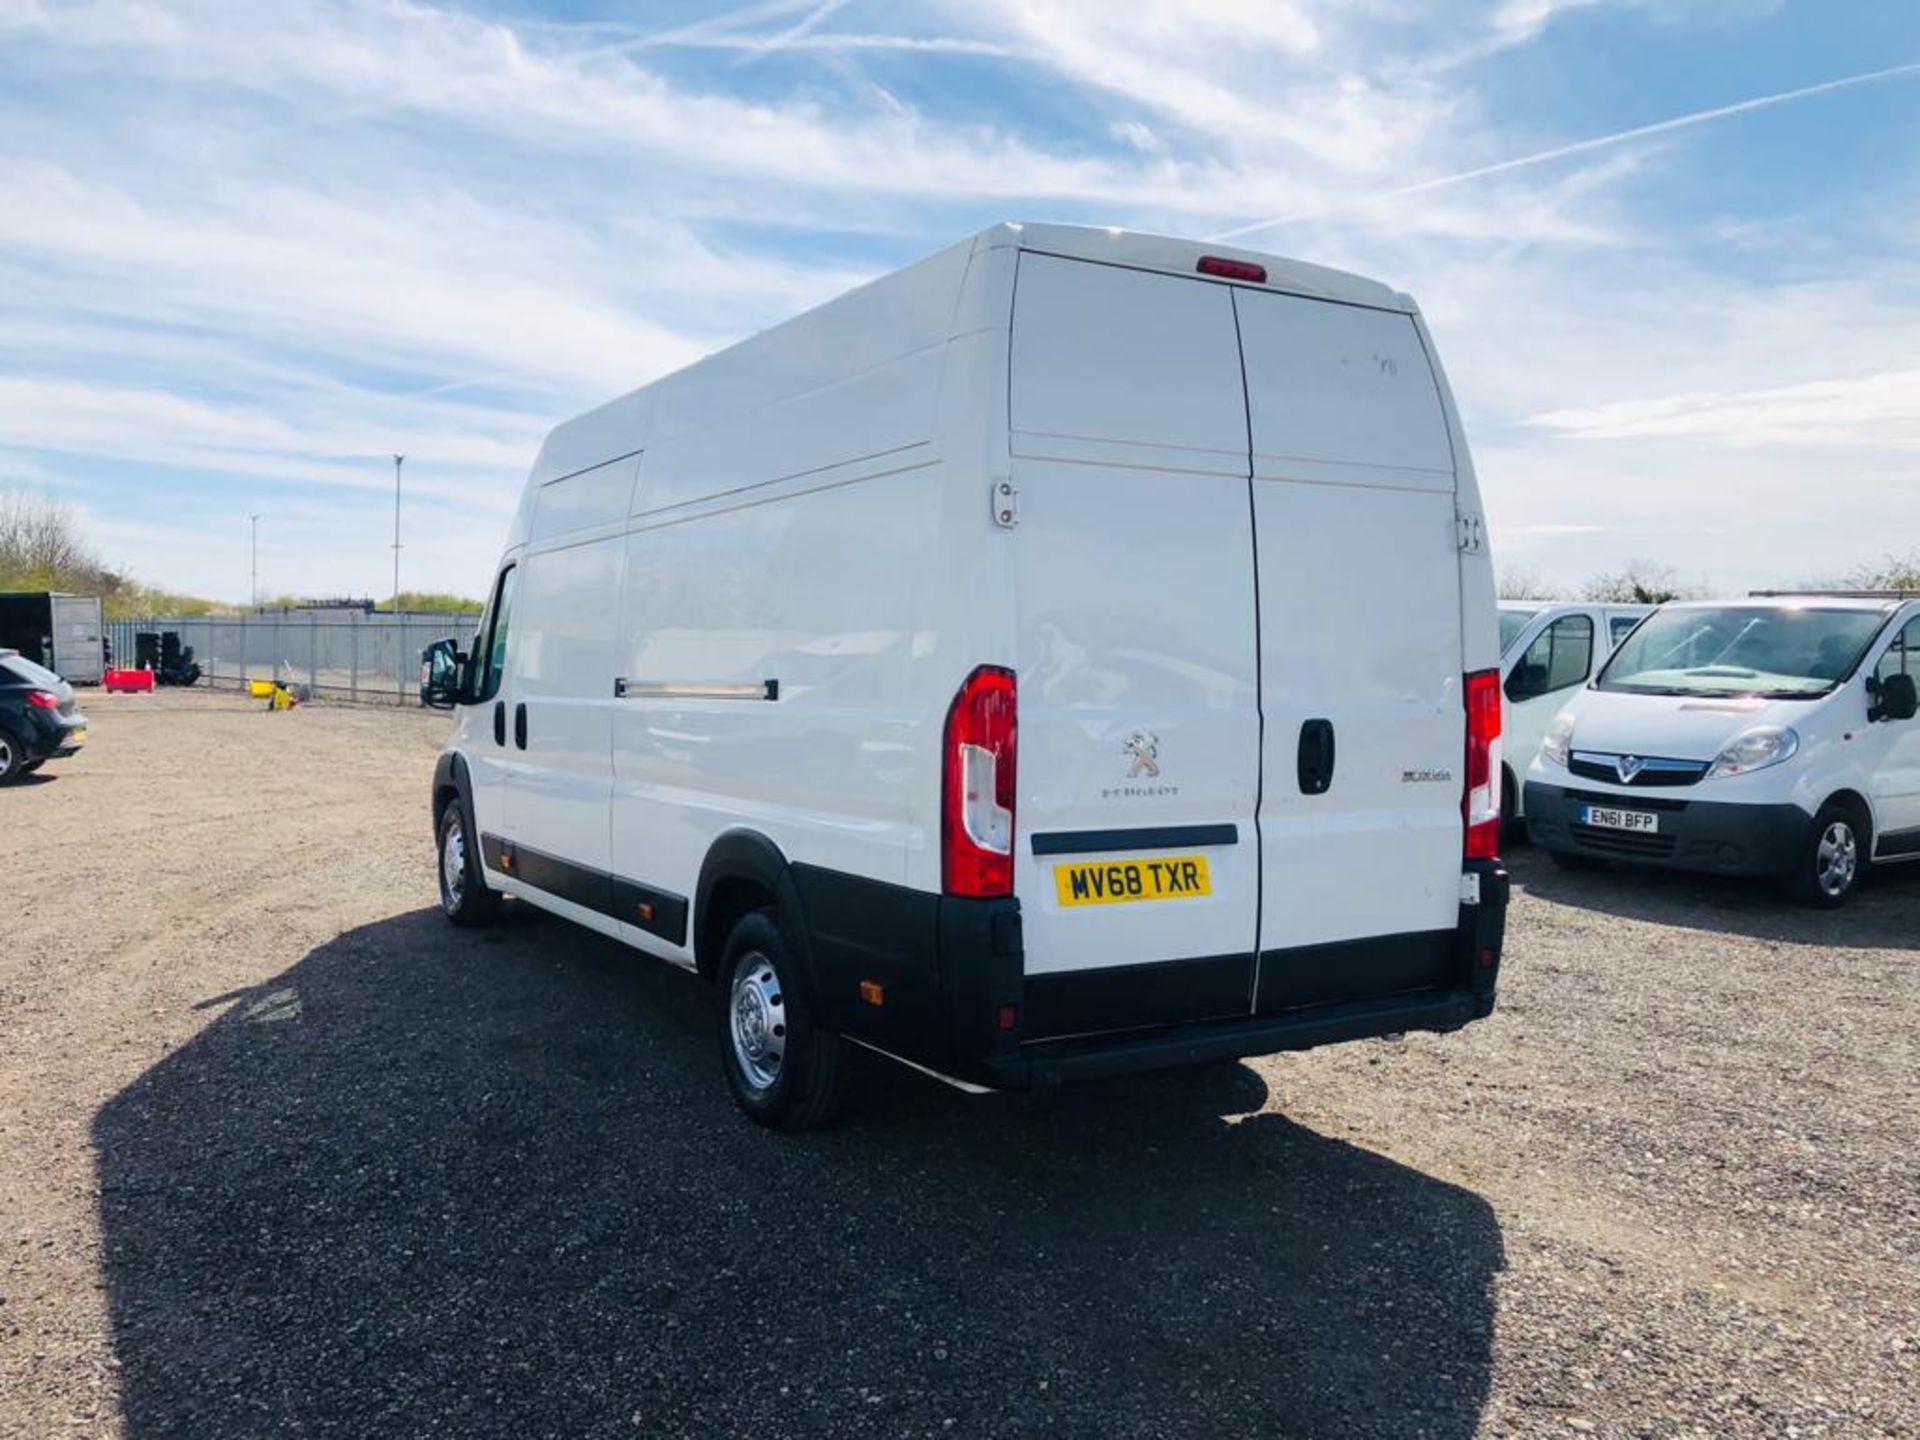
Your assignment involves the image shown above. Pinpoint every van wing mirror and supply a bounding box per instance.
[419,637,462,710]
[1871,671,1917,722]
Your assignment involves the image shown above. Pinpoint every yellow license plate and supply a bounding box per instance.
[1053,855,1211,907]
[69,728,86,744]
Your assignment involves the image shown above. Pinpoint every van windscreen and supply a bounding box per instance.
[1597,607,1887,699]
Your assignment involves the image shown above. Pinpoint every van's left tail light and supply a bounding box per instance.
[943,666,1016,896]
[1463,668,1503,862]
[26,690,60,710]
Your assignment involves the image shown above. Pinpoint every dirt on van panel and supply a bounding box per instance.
[1,689,1915,1439]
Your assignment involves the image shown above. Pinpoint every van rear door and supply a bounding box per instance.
[1007,252,1262,1036]
[1233,289,1466,1008]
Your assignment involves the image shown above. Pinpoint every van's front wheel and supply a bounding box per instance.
[1784,801,1867,909]
[719,911,847,1130]
[437,799,501,927]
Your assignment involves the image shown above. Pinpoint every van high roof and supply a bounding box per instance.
[991,222,1413,313]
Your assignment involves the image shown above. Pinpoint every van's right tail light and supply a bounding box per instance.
[943,666,1016,897]
[1463,668,1503,862]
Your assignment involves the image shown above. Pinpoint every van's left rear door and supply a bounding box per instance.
[1007,252,1263,1038]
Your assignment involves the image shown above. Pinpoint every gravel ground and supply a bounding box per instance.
[2,689,1915,1439]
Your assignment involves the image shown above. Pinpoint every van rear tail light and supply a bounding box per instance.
[1197,256,1267,283]
[26,690,60,710]
[943,666,1016,897]
[1463,668,1503,862]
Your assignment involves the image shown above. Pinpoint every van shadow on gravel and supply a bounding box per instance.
[94,906,1502,1440]
[1507,844,1920,948]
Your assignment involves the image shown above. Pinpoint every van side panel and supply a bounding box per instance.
[504,535,625,882]
[609,465,942,957]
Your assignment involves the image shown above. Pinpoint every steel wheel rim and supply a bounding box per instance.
[441,814,468,908]
[729,955,787,1092]
[1816,820,1857,897]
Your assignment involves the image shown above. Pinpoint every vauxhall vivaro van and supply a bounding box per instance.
[1499,600,1650,819]
[422,223,1509,1126]
[1525,593,1920,906]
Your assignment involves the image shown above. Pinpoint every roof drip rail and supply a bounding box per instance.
[1748,589,1920,600]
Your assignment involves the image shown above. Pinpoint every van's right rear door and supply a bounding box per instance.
[1233,289,1467,1010]
[1007,253,1263,1038]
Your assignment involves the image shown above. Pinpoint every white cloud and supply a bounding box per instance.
[1529,370,1920,447]
[0,0,1912,604]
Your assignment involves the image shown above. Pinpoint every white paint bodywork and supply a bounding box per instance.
[1527,597,1920,852]
[440,222,1500,990]
[1499,601,1652,817]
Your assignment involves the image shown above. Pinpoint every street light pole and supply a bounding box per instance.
[391,454,405,609]
[250,513,261,610]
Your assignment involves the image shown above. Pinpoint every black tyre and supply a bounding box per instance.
[1500,766,1527,846]
[21,758,45,774]
[718,909,848,1130]
[437,797,501,926]
[0,729,23,785]
[1783,800,1868,909]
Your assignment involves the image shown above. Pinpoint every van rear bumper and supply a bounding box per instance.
[980,988,1485,1089]
[793,859,1506,1093]
[959,859,1507,1091]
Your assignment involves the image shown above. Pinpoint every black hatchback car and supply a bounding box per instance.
[0,647,88,782]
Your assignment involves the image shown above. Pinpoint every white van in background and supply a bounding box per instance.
[422,222,1509,1127]
[1525,593,1920,906]
[1499,601,1650,818]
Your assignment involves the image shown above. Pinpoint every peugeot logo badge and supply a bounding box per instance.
[1615,754,1645,784]
[1123,731,1161,780]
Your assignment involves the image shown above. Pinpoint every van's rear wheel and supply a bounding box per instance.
[719,910,847,1130]
[1784,800,1867,909]
[0,730,22,784]
[437,798,500,926]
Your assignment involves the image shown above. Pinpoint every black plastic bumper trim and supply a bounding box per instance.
[985,990,1480,1088]
[1523,781,1809,877]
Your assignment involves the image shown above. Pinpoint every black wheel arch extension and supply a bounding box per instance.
[693,829,816,989]
[432,750,480,852]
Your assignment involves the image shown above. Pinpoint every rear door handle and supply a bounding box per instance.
[492,700,506,746]
[1297,718,1335,795]
[514,702,528,750]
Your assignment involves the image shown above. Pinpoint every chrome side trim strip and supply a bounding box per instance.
[614,678,779,701]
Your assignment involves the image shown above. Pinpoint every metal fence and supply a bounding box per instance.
[104,611,476,706]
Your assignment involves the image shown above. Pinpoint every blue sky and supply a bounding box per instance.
[1,0,1916,602]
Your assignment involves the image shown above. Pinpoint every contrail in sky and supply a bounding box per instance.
[1214,58,1920,241]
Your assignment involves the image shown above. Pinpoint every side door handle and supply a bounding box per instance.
[514,701,528,751]
[493,700,506,746]
[1297,718,1336,795]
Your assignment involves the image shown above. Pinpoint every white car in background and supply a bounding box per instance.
[1524,593,1920,906]
[1499,601,1651,819]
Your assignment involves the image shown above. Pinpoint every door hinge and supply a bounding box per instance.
[1456,513,1484,553]
[991,480,1019,529]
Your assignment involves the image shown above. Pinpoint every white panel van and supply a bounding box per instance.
[423,223,1510,1127]
[1524,593,1920,906]
[1498,601,1650,818]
